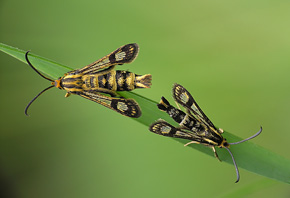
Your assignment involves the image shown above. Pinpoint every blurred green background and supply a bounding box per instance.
[1,0,290,197]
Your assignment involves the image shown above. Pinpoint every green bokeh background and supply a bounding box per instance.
[1,0,290,197]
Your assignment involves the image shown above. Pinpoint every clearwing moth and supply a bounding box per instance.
[25,43,152,118]
[149,83,262,182]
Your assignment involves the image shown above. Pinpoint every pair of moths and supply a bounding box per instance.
[25,44,262,182]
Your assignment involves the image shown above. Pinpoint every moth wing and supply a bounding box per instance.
[149,120,203,141]
[172,83,215,128]
[79,43,139,75]
[78,91,141,118]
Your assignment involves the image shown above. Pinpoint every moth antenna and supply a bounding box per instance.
[25,51,54,82]
[25,85,54,116]
[224,147,240,183]
[229,126,262,145]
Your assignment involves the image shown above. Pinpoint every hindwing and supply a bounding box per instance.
[78,90,141,118]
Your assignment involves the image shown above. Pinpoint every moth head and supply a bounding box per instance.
[25,51,56,116]
[53,78,63,89]
[220,138,230,148]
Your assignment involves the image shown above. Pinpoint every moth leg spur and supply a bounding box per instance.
[212,146,221,162]
[183,141,199,147]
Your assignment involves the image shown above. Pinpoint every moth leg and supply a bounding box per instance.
[184,141,199,147]
[90,66,115,75]
[175,101,181,110]
[89,88,118,97]
[98,89,118,97]
[218,128,224,134]
[65,92,71,98]
[212,147,221,162]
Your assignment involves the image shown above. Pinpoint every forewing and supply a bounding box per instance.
[78,90,141,118]
[149,120,203,141]
[172,83,215,128]
[79,43,139,75]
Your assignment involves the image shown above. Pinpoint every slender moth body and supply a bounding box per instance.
[25,43,152,118]
[149,83,262,182]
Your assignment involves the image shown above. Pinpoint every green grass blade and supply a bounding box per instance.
[0,43,71,79]
[120,91,290,184]
[1,42,290,184]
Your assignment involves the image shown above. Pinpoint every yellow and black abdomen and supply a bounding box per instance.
[83,70,152,92]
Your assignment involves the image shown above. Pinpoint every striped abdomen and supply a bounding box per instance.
[82,70,152,91]
[157,96,205,132]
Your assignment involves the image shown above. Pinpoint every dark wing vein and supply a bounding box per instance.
[149,120,205,142]
[172,83,216,129]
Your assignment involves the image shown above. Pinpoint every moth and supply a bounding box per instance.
[25,43,152,118]
[149,83,262,182]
